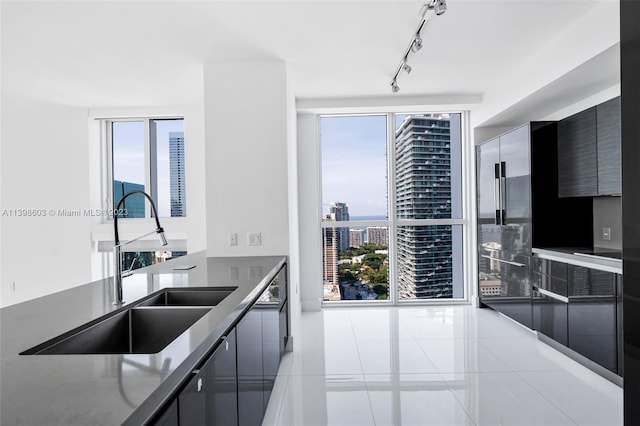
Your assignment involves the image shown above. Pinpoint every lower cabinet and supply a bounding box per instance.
[568,266,618,373]
[151,399,178,426]
[532,258,568,346]
[178,329,238,426]
[532,256,621,376]
[148,264,289,426]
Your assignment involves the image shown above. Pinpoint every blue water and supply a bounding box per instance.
[350,215,387,221]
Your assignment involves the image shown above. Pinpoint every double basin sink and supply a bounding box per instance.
[20,287,237,355]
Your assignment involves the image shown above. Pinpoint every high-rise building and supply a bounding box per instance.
[366,226,389,246]
[329,202,350,251]
[349,229,365,248]
[322,214,340,301]
[395,114,456,299]
[169,131,186,217]
[113,180,145,218]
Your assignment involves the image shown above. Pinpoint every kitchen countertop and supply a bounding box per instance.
[533,247,622,274]
[0,252,286,426]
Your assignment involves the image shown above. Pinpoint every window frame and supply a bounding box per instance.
[319,111,471,306]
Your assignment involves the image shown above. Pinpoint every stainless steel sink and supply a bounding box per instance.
[136,287,237,307]
[20,307,210,355]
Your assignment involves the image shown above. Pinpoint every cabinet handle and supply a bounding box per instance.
[494,163,501,225]
[197,377,203,392]
[500,161,507,225]
[480,254,525,267]
[537,287,569,303]
[225,341,229,351]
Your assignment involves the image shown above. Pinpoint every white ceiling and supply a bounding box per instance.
[1,0,619,120]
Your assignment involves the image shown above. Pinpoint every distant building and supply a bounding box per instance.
[349,229,365,248]
[169,131,186,217]
[367,226,389,246]
[322,219,340,301]
[395,114,457,299]
[329,202,350,252]
[113,180,145,218]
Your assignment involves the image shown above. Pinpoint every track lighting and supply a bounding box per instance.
[389,0,447,92]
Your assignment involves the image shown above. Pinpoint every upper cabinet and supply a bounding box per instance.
[558,97,621,198]
[558,107,598,197]
[596,97,622,195]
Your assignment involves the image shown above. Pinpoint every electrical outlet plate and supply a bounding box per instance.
[248,232,261,246]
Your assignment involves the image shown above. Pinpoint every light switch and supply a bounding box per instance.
[603,227,612,241]
[248,232,261,246]
[229,232,237,246]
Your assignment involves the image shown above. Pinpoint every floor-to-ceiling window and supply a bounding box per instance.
[320,112,467,303]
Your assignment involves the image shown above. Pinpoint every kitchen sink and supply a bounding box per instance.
[137,287,237,307]
[20,307,210,355]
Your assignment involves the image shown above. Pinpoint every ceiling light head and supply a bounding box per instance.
[402,60,412,74]
[435,0,447,16]
[391,81,400,93]
[411,35,423,53]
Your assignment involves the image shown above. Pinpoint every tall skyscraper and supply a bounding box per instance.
[322,214,340,301]
[169,131,186,217]
[395,114,455,299]
[329,201,350,251]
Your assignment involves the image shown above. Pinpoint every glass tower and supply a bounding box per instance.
[395,114,453,299]
[169,131,186,217]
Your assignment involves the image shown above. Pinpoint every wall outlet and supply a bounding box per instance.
[248,232,262,246]
[229,267,239,281]
[603,227,612,241]
[229,232,237,246]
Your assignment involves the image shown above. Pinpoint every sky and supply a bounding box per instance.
[320,115,388,218]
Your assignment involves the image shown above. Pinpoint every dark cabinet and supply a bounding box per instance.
[477,124,533,329]
[178,329,238,426]
[558,107,598,198]
[237,267,286,426]
[567,266,618,373]
[596,97,621,195]
[148,264,289,426]
[532,258,568,346]
[149,399,178,426]
[558,97,621,198]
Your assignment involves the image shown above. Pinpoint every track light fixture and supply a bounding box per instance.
[411,35,423,53]
[402,60,412,74]
[389,0,447,92]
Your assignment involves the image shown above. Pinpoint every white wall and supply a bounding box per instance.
[1,94,92,307]
[203,60,290,258]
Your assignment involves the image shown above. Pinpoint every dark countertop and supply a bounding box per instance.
[533,247,622,274]
[0,252,286,425]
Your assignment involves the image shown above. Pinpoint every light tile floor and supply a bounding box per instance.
[263,305,623,426]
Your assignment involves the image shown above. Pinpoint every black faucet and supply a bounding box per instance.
[113,191,168,305]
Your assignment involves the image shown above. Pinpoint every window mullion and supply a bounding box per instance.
[144,119,153,219]
[388,113,398,305]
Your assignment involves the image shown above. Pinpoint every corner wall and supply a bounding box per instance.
[203,60,290,258]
